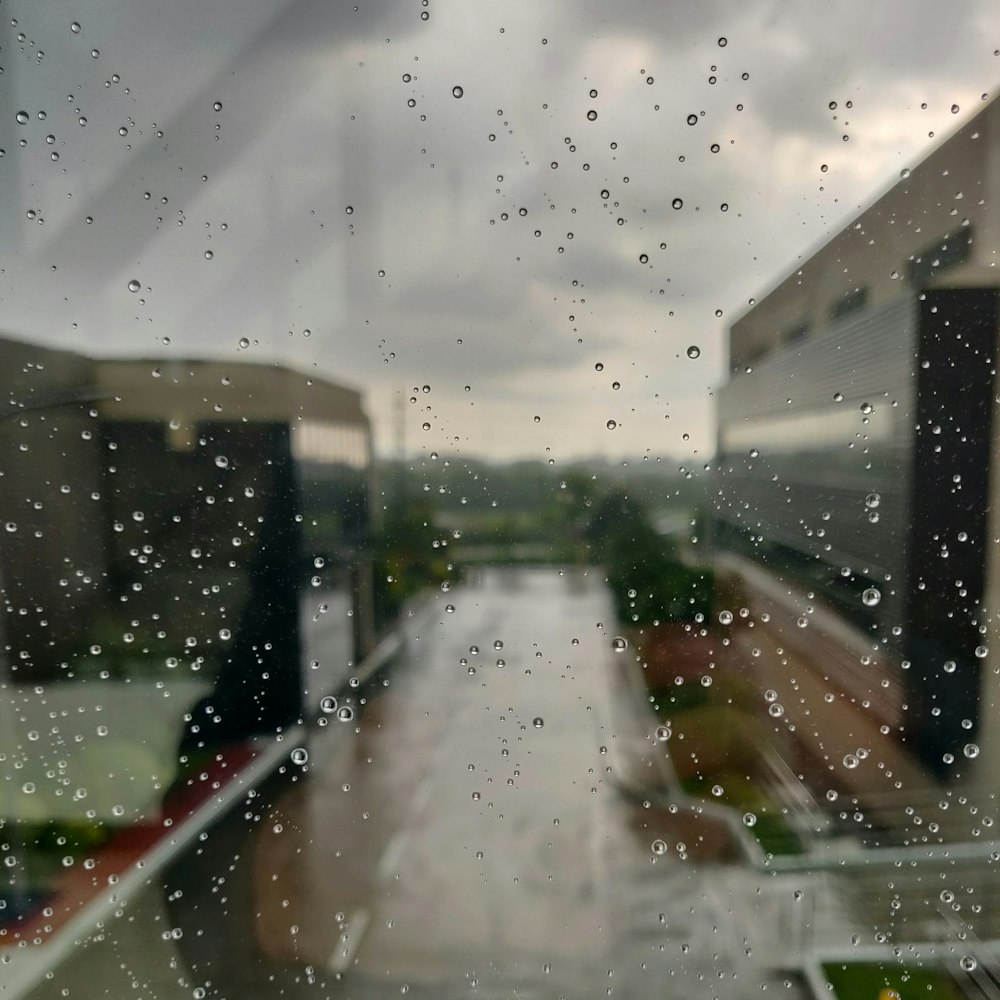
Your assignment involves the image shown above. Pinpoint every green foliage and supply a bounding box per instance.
[587,490,713,624]
[822,962,963,999]
[372,502,448,629]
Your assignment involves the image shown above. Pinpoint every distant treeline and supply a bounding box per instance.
[370,454,713,628]
[376,454,706,516]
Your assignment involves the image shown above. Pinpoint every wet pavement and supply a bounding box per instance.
[232,566,805,1000]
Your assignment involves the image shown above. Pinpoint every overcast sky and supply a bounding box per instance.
[2,0,999,462]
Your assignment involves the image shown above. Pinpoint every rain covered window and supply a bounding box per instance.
[3,4,1000,1000]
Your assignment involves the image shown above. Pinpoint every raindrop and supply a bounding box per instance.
[16,111,29,124]
[214,455,229,469]
[964,743,980,759]
[655,725,671,742]
[960,956,977,972]
[238,336,250,349]
[320,695,337,713]
[671,197,683,210]
[651,839,668,855]
[743,812,757,827]
[606,419,617,430]
[686,113,698,126]
[843,753,859,769]
[70,21,81,33]
[213,101,223,112]
[611,636,628,653]
[128,279,141,292]
[452,85,463,98]
[865,492,880,509]
[862,587,881,607]
[291,748,308,765]
[336,705,354,723]
[717,36,727,46]
[718,610,733,625]
[686,345,700,359]
[494,640,504,651]
[533,717,544,728]
[587,110,598,121]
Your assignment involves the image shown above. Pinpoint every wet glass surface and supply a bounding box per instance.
[2,3,1000,998]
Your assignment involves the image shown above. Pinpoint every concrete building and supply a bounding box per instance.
[714,96,1000,779]
[0,338,374,821]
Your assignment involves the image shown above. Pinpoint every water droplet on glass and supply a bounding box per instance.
[964,743,980,759]
[606,419,617,430]
[843,753,859,769]
[672,197,683,210]
[128,279,141,292]
[743,812,757,827]
[651,839,667,855]
[865,492,880,509]
[686,345,700,359]
[16,111,29,125]
[587,110,598,121]
[862,587,881,607]
[719,610,733,625]
[214,455,229,469]
[533,717,544,728]
[291,748,308,765]
[655,725,671,742]
[452,85,463,98]
[336,705,354,723]
[611,636,627,653]
[70,21,81,33]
